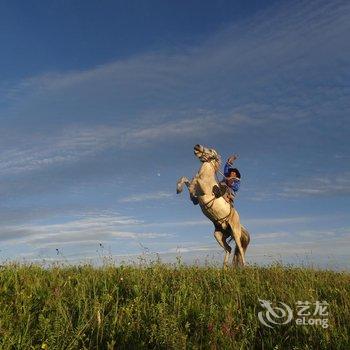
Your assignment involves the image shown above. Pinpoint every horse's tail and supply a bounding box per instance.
[228,225,250,250]
[240,225,250,252]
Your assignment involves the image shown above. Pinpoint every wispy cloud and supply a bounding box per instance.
[0,126,120,175]
[0,112,257,177]
[165,245,216,254]
[123,214,345,230]
[281,172,350,197]
[296,227,350,240]
[131,219,210,228]
[119,191,173,203]
[0,211,172,247]
[253,232,289,240]
[244,216,321,227]
[248,236,350,260]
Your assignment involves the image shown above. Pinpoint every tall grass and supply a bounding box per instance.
[0,260,348,349]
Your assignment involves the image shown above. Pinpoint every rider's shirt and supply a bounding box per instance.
[223,161,240,194]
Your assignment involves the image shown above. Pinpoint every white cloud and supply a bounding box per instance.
[166,245,216,254]
[0,211,172,247]
[281,172,350,197]
[253,232,289,239]
[248,236,350,259]
[118,191,173,203]
[244,216,319,227]
[0,125,120,175]
[296,227,350,239]
[0,112,257,176]
[134,219,209,228]
[123,214,345,231]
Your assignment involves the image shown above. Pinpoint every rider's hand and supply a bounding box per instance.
[227,154,238,164]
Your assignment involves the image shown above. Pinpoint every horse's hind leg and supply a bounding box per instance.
[230,222,246,267]
[214,230,232,269]
[233,246,241,267]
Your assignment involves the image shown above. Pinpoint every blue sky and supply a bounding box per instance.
[1,0,349,268]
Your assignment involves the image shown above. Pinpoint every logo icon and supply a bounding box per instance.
[258,299,293,328]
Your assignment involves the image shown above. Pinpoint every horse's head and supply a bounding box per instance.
[194,144,221,169]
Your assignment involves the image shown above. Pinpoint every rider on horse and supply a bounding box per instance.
[222,154,241,204]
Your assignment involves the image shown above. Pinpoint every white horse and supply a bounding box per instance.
[177,144,250,268]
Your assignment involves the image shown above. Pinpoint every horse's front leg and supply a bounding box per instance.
[176,176,199,205]
[176,176,191,194]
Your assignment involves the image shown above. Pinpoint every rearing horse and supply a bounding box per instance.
[176,144,250,268]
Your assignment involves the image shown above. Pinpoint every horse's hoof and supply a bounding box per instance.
[176,177,186,194]
[176,183,182,194]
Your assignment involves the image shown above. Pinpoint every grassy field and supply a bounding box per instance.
[0,260,349,349]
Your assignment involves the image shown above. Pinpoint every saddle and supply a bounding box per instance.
[190,182,234,206]
[218,182,235,205]
[208,181,234,205]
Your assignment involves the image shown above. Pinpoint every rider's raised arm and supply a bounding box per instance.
[227,154,238,165]
[224,162,231,177]
[224,154,238,177]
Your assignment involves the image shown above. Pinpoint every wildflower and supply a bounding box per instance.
[221,323,234,338]
[41,342,48,349]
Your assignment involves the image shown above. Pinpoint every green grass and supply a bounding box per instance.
[0,260,349,349]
